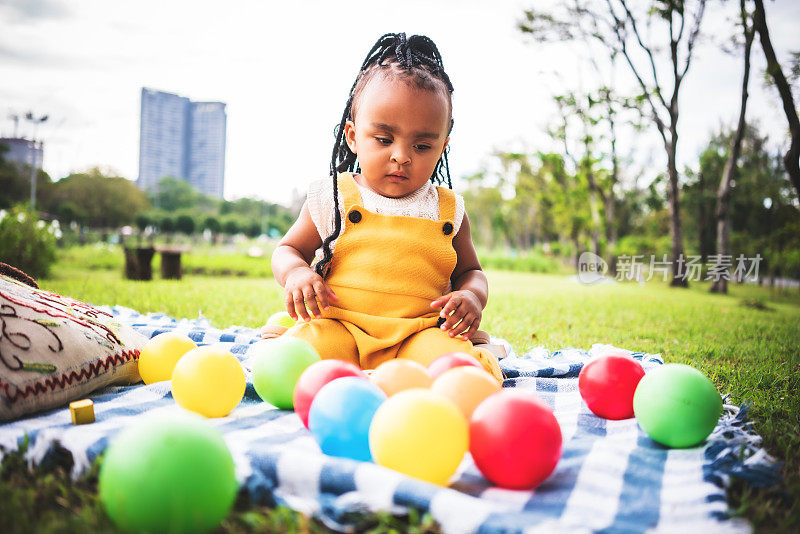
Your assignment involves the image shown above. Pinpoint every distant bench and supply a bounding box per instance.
[123,246,190,280]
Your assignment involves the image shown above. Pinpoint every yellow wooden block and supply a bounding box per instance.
[69,399,95,425]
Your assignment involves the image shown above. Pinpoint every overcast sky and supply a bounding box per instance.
[1,0,798,205]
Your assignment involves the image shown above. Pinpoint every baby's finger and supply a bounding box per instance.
[440,305,464,333]
[439,295,462,319]
[293,290,311,322]
[303,286,322,318]
[313,281,329,310]
[285,291,299,321]
[430,294,450,310]
[458,317,478,340]
[326,285,340,301]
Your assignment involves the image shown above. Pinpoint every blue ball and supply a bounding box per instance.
[308,376,386,461]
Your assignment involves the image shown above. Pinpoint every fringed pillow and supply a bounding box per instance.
[0,263,145,421]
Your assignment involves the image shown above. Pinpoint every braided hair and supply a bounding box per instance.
[315,32,455,278]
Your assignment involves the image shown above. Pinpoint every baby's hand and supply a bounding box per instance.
[284,266,339,322]
[430,290,482,341]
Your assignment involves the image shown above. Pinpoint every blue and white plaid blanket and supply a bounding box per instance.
[0,306,778,533]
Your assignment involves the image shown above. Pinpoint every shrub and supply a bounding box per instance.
[0,206,58,279]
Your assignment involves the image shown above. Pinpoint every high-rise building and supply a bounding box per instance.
[0,137,43,171]
[137,88,226,198]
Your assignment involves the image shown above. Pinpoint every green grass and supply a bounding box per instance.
[3,265,799,532]
[57,243,275,278]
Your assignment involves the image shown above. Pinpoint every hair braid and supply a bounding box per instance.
[315,33,454,278]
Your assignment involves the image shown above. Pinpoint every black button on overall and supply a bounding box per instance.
[348,210,362,224]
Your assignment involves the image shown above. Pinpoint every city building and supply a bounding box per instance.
[137,88,226,198]
[0,137,43,171]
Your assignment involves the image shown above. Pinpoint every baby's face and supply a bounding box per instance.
[344,76,450,198]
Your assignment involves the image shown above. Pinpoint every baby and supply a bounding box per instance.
[266,33,503,383]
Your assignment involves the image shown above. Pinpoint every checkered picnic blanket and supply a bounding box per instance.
[0,306,778,533]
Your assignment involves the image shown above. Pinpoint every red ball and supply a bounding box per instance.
[428,352,482,379]
[293,359,367,428]
[578,355,645,420]
[470,390,562,489]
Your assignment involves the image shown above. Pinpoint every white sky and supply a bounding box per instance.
[1,0,798,205]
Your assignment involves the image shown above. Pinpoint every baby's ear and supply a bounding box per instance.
[344,120,357,154]
[441,136,450,155]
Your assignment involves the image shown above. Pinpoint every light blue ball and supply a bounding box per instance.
[308,377,386,461]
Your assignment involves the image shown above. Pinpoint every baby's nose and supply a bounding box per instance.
[391,150,411,165]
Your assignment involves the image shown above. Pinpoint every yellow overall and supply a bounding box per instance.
[286,172,503,383]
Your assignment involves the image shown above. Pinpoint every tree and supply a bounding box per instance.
[175,214,196,236]
[684,124,797,283]
[520,0,708,286]
[203,216,221,235]
[45,167,149,228]
[752,0,800,201]
[222,218,240,236]
[0,142,54,210]
[711,0,755,294]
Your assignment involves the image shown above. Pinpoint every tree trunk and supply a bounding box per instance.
[589,184,600,257]
[711,2,753,294]
[667,137,688,287]
[753,0,800,200]
[697,171,708,263]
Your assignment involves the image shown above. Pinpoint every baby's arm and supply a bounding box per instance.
[271,201,338,322]
[430,212,488,341]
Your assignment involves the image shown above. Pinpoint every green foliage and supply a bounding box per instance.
[681,124,800,269]
[477,248,565,274]
[0,206,57,279]
[159,216,175,233]
[0,142,55,210]
[204,215,222,234]
[148,177,217,212]
[44,167,149,228]
[57,244,274,279]
[175,214,195,235]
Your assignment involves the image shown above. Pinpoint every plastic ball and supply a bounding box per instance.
[293,359,368,428]
[267,311,296,328]
[251,337,320,409]
[470,390,562,489]
[369,359,433,396]
[369,389,468,486]
[138,332,197,384]
[431,366,501,419]
[427,352,483,379]
[308,377,386,461]
[99,411,238,534]
[171,345,246,418]
[633,363,722,448]
[578,354,645,420]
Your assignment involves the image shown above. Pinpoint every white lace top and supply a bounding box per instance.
[307,176,466,262]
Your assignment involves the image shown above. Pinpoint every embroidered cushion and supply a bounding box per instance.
[0,264,145,421]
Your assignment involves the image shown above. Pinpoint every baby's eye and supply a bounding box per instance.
[375,137,391,145]
[414,144,432,151]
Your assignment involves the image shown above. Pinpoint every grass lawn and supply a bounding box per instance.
[2,265,799,532]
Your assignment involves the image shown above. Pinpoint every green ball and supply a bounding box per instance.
[251,337,320,409]
[99,411,238,533]
[267,311,297,328]
[633,363,722,448]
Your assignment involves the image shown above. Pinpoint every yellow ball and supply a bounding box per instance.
[369,389,468,486]
[138,332,197,385]
[370,359,433,396]
[431,366,502,420]
[171,345,246,418]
